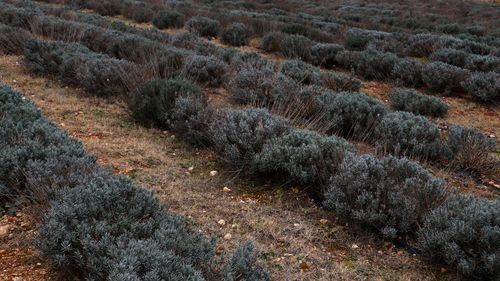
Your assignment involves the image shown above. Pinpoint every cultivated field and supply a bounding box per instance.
[0,0,498,280]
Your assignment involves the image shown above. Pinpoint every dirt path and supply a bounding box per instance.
[0,55,453,280]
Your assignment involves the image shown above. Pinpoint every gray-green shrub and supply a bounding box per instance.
[389,88,448,117]
[0,24,32,54]
[445,124,498,174]
[430,48,468,68]
[461,71,500,103]
[356,50,399,80]
[308,43,344,68]
[182,55,227,87]
[418,195,500,280]
[315,92,389,140]
[229,62,300,104]
[279,34,313,59]
[375,111,445,159]
[152,11,184,29]
[221,23,251,47]
[129,79,207,132]
[320,71,361,92]
[391,58,424,87]
[421,61,470,94]
[260,32,285,52]
[185,16,220,38]
[335,50,362,70]
[253,129,353,187]
[324,154,448,238]
[208,108,290,166]
[280,59,320,85]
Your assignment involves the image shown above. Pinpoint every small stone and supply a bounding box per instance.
[293,223,300,227]
[210,170,218,177]
[378,250,383,255]
[440,267,447,273]
[188,166,194,172]
[489,134,495,138]
[0,225,9,236]
[12,277,22,281]
[319,219,328,225]
[36,263,41,266]
[351,244,359,249]
[224,233,232,240]
[222,186,231,192]
[231,224,237,229]
[218,219,226,226]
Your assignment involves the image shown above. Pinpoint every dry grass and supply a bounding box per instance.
[0,54,455,280]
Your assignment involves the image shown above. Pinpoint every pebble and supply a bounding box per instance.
[222,186,231,192]
[0,225,9,236]
[188,166,194,172]
[351,244,359,249]
[218,219,226,226]
[224,233,232,240]
[209,170,218,176]
[319,219,328,225]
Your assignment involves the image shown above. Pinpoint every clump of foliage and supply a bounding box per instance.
[221,23,251,47]
[230,62,300,104]
[253,129,353,188]
[375,111,444,159]
[445,125,498,175]
[418,195,500,280]
[123,5,154,23]
[430,48,468,68]
[315,92,389,140]
[391,58,424,87]
[464,55,500,73]
[279,34,313,59]
[335,50,362,70]
[280,59,320,85]
[320,71,361,92]
[129,79,207,139]
[389,88,448,117]
[461,72,500,103]
[324,154,448,238]
[345,32,370,51]
[152,11,185,29]
[182,55,227,87]
[0,24,32,55]
[405,33,438,57]
[185,16,221,38]
[208,108,290,166]
[223,242,270,281]
[308,43,344,68]
[260,32,286,52]
[356,50,399,80]
[421,61,470,94]
[281,23,309,36]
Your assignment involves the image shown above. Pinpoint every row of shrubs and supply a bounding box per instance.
[228,57,495,173]
[258,30,499,103]
[0,83,270,280]
[346,29,499,57]
[125,76,499,280]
